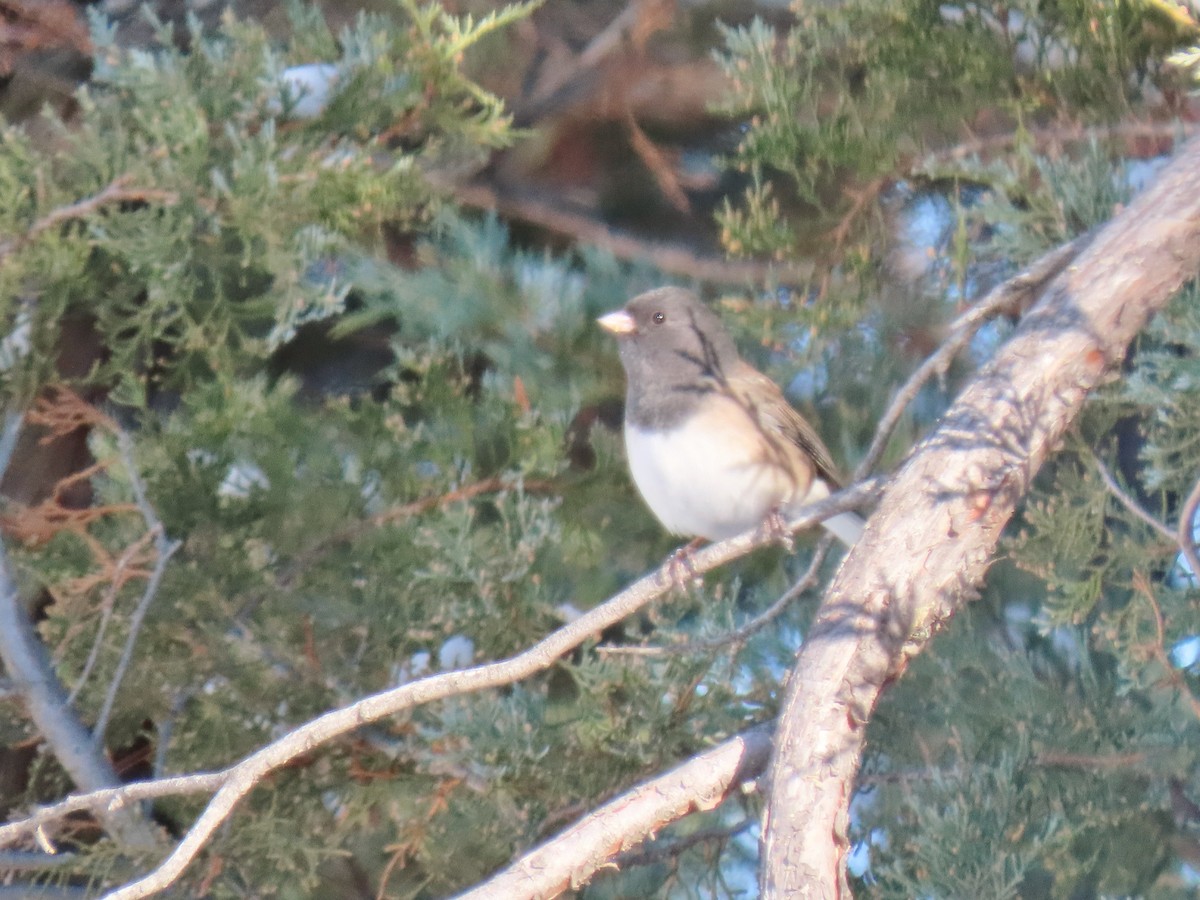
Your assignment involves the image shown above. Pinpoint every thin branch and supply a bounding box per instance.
[1130,570,1200,721]
[598,538,834,658]
[92,534,179,742]
[684,539,833,653]
[113,430,163,537]
[762,132,1200,896]
[1175,472,1200,590]
[0,176,179,266]
[854,235,1085,481]
[92,430,181,742]
[1,480,877,899]
[67,532,155,707]
[1091,452,1178,542]
[152,690,192,781]
[615,815,755,869]
[452,725,773,900]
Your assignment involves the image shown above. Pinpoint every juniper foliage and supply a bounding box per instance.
[714,2,1200,894]
[0,0,1198,898]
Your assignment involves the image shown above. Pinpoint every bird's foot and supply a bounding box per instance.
[666,538,705,590]
[761,508,794,552]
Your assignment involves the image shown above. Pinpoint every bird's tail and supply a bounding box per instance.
[821,511,866,548]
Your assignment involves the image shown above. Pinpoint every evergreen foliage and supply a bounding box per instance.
[834,137,1200,900]
[1,4,801,894]
[0,0,1197,897]
[708,2,1200,895]
[715,0,1192,257]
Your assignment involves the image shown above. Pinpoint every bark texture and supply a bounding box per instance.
[761,135,1200,897]
[453,726,773,900]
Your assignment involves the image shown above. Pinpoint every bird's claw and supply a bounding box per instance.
[761,508,794,552]
[667,539,704,590]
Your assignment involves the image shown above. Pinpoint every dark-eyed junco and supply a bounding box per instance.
[598,286,865,547]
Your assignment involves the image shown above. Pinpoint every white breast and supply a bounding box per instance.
[624,402,809,541]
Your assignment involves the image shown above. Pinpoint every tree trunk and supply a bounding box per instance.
[761,134,1200,897]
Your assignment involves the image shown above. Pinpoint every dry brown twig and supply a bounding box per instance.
[0,176,179,267]
[3,389,152,585]
[10,131,1200,900]
[5,156,1102,899]
[0,482,880,900]
[1130,569,1200,721]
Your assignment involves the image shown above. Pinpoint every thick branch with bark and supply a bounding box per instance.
[7,144,1197,900]
[0,482,878,899]
[452,725,773,900]
[445,211,1088,899]
[761,136,1200,896]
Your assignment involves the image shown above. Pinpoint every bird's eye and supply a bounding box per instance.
[652,311,666,324]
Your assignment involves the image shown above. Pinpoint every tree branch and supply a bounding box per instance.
[761,134,1200,896]
[598,538,834,658]
[1091,451,1179,543]
[0,480,879,896]
[0,415,158,850]
[451,725,773,900]
[855,234,1084,480]
[93,430,181,742]
[1174,470,1200,586]
[0,176,179,266]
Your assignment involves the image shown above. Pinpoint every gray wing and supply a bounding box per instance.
[727,361,845,488]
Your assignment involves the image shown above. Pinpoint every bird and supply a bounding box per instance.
[597,286,865,548]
